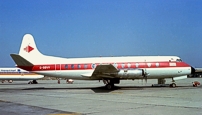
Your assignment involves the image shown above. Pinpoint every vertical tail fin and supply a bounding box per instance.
[10,34,45,68]
[19,34,43,59]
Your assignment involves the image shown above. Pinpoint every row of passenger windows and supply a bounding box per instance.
[65,64,92,69]
[63,62,161,69]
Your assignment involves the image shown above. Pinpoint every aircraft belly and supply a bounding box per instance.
[36,70,94,80]
[35,67,192,80]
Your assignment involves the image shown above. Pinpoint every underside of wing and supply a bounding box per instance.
[93,64,119,77]
[82,64,119,79]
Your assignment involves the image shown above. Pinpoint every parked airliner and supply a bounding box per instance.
[10,34,195,89]
[0,67,44,84]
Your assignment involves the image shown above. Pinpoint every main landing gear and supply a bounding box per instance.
[106,83,114,90]
[103,79,120,90]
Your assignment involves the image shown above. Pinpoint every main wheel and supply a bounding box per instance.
[106,84,114,90]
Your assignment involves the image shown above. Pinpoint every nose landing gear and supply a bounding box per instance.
[169,78,177,88]
[169,83,176,88]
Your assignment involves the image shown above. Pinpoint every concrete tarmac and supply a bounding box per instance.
[0,78,202,115]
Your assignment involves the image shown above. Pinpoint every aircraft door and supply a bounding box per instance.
[55,64,61,76]
[144,59,148,78]
[144,59,147,74]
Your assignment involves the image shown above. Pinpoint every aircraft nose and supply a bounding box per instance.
[191,67,196,74]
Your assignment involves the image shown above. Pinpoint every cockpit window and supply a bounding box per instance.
[176,59,182,62]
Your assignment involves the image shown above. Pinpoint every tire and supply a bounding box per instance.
[170,83,176,88]
[106,84,114,90]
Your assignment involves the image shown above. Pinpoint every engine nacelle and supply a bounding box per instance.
[117,69,144,79]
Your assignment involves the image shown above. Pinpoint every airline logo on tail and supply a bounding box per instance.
[24,45,34,53]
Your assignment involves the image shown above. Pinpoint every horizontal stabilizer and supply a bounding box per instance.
[10,54,33,66]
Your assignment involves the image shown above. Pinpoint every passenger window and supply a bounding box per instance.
[92,63,96,69]
[136,63,139,68]
[113,63,118,68]
[84,64,87,69]
[77,64,81,69]
[127,63,131,68]
[156,63,159,67]
[71,64,74,69]
[65,64,68,69]
[122,63,125,68]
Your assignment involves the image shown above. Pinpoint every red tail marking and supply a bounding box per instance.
[24,45,34,53]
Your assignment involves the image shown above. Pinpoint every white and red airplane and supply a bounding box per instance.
[0,68,44,84]
[10,34,195,89]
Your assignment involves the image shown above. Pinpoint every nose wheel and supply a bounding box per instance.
[170,83,176,88]
[169,78,177,88]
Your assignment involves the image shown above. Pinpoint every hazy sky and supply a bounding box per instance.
[0,0,202,67]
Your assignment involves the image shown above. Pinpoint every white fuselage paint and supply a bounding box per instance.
[34,67,191,80]
[28,56,191,80]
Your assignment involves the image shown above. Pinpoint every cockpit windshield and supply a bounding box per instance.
[176,59,182,62]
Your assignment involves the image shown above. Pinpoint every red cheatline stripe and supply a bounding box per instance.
[17,61,190,71]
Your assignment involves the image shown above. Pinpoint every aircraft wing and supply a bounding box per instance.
[82,64,119,79]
